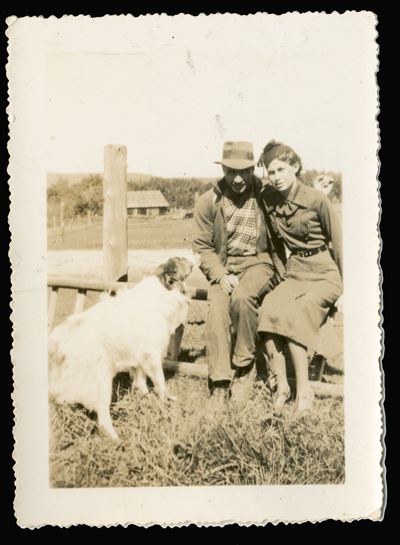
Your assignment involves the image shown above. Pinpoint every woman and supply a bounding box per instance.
[257,140,343,414]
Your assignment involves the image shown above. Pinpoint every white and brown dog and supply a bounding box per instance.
[48,257,195,440]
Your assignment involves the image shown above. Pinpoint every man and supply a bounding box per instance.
[193,141,286,407]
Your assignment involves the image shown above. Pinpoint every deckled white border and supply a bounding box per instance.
[8,13,383,527]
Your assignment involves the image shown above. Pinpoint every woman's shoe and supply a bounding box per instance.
[273,388,291,415]
[293,388,315,414]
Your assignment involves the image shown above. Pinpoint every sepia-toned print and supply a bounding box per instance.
[9,12,383,526]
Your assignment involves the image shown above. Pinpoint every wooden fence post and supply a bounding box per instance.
[67,217,74,233]
[60,201,65,242]
[103,145,128,282]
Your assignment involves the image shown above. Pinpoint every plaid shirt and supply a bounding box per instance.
[223,183,257,256]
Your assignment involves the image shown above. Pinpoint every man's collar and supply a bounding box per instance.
[261,183,283,208]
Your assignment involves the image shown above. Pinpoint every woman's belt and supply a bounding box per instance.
[290,243,329,258]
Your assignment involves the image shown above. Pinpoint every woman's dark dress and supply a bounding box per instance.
[258,182,343,359]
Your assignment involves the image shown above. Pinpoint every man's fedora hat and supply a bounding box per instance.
[214,141,256,170]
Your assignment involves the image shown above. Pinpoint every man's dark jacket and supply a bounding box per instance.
[193,175,287,284]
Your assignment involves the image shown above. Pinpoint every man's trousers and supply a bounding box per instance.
[205,256,278,384]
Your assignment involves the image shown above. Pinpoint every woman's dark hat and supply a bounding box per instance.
[257,139,295,169]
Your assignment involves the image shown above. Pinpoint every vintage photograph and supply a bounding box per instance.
[46,61,345,489]
[10,13,382,525]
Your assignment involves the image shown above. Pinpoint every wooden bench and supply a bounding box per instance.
[47,275,343,398]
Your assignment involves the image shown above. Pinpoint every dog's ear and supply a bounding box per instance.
[154,258,179,290]
[153,258,179,277]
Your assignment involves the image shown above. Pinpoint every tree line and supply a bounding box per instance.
[47,171,342,219]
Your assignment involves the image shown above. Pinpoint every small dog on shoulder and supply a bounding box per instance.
[48,257,196,440]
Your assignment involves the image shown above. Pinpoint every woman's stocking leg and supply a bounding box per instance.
[261,333,290,413]
[287,339,314,412]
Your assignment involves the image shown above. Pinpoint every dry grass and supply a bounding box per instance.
[49,373,344,488]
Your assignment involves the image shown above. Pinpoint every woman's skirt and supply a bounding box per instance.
[258,250,343,359]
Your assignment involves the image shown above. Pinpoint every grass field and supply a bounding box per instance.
[48,208,344,488]
[48,217,194,252]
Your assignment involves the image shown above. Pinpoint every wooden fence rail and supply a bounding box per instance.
[47,275,208,300]
[47,275,343,398]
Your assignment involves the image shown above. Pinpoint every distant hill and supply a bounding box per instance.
[47,172,218,188]
[47,173,92,187]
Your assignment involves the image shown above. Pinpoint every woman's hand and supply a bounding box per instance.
[335,295,343,313]
[219,274,239,295]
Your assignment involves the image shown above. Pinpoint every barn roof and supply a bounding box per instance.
[127,190,169,209]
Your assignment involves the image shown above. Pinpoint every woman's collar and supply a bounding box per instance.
[262,180,310,210]
[284,181,309,208]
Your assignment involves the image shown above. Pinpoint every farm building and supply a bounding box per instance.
[127,190,169,216]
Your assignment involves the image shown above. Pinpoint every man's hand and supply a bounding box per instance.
[219,274,239,295]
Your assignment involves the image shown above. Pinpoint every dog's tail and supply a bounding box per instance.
[48,319,79,368]
[48,320,79,398]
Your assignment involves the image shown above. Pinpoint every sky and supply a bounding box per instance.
[46,16,373,178]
